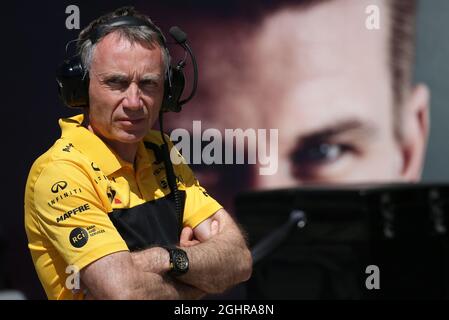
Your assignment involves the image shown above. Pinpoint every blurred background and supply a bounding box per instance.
[3,0,449,299]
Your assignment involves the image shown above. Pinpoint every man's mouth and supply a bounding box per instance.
[117,118,146,125]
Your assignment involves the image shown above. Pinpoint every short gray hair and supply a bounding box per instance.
[77,7,170,78]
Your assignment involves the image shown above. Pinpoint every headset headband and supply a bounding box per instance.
[88,16,167,47]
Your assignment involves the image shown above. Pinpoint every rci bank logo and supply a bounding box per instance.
[51,181,68,193]
[69,227,88,248]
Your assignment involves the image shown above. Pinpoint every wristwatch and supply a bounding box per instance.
[162,246,189,276]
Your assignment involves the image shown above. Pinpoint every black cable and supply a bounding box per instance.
[158,112,183,241]
[178,42,198,106]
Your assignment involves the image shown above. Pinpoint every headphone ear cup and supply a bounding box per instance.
[161,67,185,113]
[56,55,89,108]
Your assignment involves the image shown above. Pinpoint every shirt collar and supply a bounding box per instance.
[59,114,151,176]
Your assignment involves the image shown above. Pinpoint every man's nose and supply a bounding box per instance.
[123,82,142,110]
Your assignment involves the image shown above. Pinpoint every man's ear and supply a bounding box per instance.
[399,83,430,181]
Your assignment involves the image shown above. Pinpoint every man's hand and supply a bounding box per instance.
[180,227,200,247]
[176,209,252,294]
[180,220,219,247]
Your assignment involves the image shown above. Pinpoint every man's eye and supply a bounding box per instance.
[106,79,129,89]
[139,80,158,89]
[290,142,352,166]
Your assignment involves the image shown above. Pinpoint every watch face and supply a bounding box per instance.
[173,250,189,272]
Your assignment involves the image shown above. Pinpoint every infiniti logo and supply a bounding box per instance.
[91,162,100,171]
[51,181,68,193]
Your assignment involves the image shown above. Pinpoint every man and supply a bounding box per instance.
[24,7,252,300]
[168,0,429,205]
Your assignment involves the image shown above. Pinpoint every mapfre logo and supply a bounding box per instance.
[69,228,88,248]
[51,181,68,193]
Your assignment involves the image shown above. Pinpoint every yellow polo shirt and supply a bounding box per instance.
[24,114,222,300]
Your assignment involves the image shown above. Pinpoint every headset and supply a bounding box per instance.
[56,15,198,113]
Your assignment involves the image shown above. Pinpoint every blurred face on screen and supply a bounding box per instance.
[191,0,429,191]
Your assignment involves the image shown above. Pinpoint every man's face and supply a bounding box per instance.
[195,0,425,190]
[88,32,165,145]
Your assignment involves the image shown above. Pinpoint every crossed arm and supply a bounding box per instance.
[80,208,252,299]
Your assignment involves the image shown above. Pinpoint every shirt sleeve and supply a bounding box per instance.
[168,141,223,228]
[33,160,129,270]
